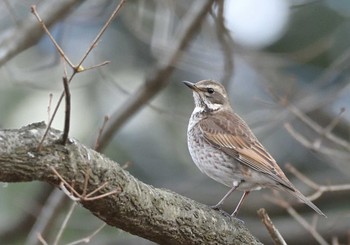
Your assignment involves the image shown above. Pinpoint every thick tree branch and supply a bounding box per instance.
[0,122,261,245]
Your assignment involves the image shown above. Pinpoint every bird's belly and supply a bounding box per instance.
[187,125,243,188]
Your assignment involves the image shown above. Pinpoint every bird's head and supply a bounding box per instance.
[183,80,231,112]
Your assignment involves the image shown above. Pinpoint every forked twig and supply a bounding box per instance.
[51,166,121,202]
[32,0,127,150]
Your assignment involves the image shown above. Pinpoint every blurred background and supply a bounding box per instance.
[0,0,350,244]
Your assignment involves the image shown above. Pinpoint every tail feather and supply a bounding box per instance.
[285,188,326,217]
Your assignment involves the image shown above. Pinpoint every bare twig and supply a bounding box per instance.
[286,206,329,245]
[37,233,48,245]
[61,77,71,145]
[51,167,121,202]
[75,0,127,72]
[66,223,106,245]
[284,122,350,159]
[53,202,77,245]
[94,116,109,150]
[269,196,329,245]
[31,5,75,68]
[283,103,350,152]
[81,60,111,71]
[96,0,215,151]
[47,93,53,123]
[286,163,350,201]
[312,108,346,150]
[257,208,287,245]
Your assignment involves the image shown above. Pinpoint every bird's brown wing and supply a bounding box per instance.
[199,111,294,191]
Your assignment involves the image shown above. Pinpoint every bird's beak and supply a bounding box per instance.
[183,81,198,91]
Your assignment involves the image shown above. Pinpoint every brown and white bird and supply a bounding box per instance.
[184,79,325,217]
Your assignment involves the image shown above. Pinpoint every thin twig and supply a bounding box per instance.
[37,233,48,245]
[65,223,106,245]
[75,0,127,71]
[268,196,329,245]
[81,60,110,71]
[53,202,77,245]
[47,93,53,123]
[257,208,287,245]
[31,5,75,68]
[284,103,350,152]
[94,115,110,150]
[287,207,329,245]
[51,167,121,202]
[61,77,71,145]
[312,107,346,149]
[286,163,350,201]
[284,123,350,159]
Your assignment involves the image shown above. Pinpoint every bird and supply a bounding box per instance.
[183,79,325,217]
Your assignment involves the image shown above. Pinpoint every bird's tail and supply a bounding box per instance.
[284,188,326,217]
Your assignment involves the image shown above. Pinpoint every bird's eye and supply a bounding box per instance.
[207,88,214,94]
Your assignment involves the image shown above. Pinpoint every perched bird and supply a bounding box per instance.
[183,79,325,217]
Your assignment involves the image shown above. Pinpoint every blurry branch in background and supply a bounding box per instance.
[98,69,189,121]
[283,105,350,156]
[0,186,57,244]
[96,0,215,151]
[0,123,261,245]
[0,0,83,67]
[31,0,126,150]
[211,0,235,88]
[257,208,287,245]
[63,223,106,245]
[286,163,350,201]
[269,194,329,245]
[25,189,68,245]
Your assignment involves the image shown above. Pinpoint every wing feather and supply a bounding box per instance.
[199,111,294,190]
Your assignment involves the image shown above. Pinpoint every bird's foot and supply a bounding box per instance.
[210,203,222,211]
[211,204,231,217]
